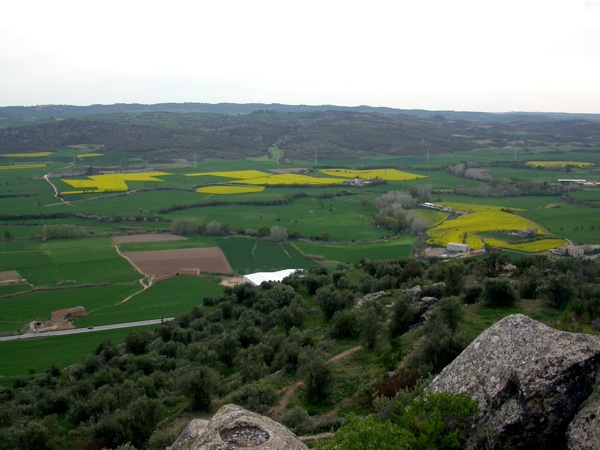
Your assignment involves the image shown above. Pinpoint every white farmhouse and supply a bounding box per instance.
[446,242,471,253]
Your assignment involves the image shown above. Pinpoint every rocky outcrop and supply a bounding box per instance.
[173,404,308,450]
[427,314,600,449]
[411,296,440,325]
[169,419,209,450]
[566,397,600,450]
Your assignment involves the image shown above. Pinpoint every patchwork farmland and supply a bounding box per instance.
[1,135,600,383]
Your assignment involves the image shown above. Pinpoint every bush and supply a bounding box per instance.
[178,366,219,412]
[298,349,333,404]
[394,392,478,450]
[541,272,577,309]
[170,218,198,235]
[481,278,519,308]
[230,383,278,414]
[389,294,415,338]
[330,309,361,339]
[462,284,482,304]
[315,415,413,450]
[124,329,154,355]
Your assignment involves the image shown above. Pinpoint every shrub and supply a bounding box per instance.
[541,272,577,309]
[481,278,519,308]
[298,349,333,404]
[178,366,219,412]
[230,383,278,414]
[315,415,413,450]
[389,294,415,338]
[330,309,361,339]
[462,284,482,304]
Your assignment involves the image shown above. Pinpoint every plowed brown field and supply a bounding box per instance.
[121,247,232,275]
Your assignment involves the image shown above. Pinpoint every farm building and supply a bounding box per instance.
[243,269,300,286]
[51,306,86,321]
[564,245,585,257]
[446,243,471,253]
[557,179,586,185]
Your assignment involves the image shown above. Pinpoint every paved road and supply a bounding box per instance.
[0,318,174,342]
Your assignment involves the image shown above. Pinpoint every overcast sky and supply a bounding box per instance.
[1,0,599,113]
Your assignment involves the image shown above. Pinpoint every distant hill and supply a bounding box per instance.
[1,103,599,161]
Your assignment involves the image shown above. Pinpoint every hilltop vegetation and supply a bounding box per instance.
[0,254,599,449]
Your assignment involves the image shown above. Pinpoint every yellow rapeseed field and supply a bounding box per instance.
[483,238,569,252]
[196,185,265,194]
[60,172,170,194]
[525,161,593,168]
[438,202,522,212]
[428,210,567,252]
[0,164,47,170]
[2,152,54,158]
[76,153,104,159]
[320,168,426,181]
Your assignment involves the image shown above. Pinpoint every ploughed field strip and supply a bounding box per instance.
[121,247,232,275]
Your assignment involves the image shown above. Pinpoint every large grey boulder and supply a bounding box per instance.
[181,404,308,450]
[566,397,600,450]
[427,314,600,449]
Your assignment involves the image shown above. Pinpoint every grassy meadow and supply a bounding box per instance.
[0,328,138,381]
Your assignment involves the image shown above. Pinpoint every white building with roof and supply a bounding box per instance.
[446,242,471,253]
[243,269,300,286]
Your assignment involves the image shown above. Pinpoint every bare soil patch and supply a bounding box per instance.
[111,233,187,244]
[122,247,232,275]
[0,270,21,281]
[220,277,245,287]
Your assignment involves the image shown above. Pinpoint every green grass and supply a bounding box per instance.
[519,202,600,244]
[0,284,140,333]
[464,299,565,337]
[169,195,389,242]
[74,275,224,326]
[0,238,140,286]
[0,285,31,296]
[0,328,138,380]
[293,237,415,264]
[217,237,316,274]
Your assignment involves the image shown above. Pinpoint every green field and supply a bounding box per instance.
[0,284,140,333]
[293,236,415,264]
[217,237,316,274]
[0,238,140,286]
[0,328,138,381]
[74,276,223,327]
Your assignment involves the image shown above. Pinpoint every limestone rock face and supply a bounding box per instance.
[188,404,309,450]
[427,314,600,449]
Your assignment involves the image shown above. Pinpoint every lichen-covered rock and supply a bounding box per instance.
[427,314,600,449]
[566,397,600,450]
[169,419,209,450]
[187,404,308,450]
